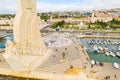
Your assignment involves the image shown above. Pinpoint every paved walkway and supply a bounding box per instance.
[0,34,120,80]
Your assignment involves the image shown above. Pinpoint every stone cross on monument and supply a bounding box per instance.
[3,0,52,72]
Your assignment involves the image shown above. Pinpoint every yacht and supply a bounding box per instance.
[105,51,110,56]
[110,51,116,57]
[93,45,99,52]
[116,52,120,57]
[98,46,103,51]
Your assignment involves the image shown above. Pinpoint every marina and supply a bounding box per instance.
[80,38,120,63]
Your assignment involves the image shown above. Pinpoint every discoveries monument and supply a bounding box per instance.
[3,0,51,72]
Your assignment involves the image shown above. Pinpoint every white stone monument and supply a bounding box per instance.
[3,0,51,72]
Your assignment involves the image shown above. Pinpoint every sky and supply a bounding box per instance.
[0,0,120,14]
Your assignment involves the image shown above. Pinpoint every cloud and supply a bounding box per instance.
[0,0,17,14]
[91,0,120,9]
[0,0,120,14]
[37,0,120,12]
[37,1,94,12]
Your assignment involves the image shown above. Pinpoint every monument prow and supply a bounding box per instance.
[3,0,52,72]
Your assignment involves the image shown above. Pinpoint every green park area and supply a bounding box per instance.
[50,19,120,32]
[87,19,120,30]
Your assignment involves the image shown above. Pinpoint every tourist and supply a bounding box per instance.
[91,65,94,68]
[105,76,108,80]
[86,58,89,61]
[95,61,97,65]
[55,49,57,51]
[100,62,104,67]
[70,65,73,69]
[84,66,86,69]
[65,48,67,50]
[75,47,78,49]
[108,76,110,79]
[114,75,117,79]
[53,55,55,58]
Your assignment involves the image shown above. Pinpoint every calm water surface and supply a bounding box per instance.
[80,38,120,63]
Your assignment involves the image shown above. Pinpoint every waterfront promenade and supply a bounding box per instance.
[0,34,96,80]
[0,33,120,80]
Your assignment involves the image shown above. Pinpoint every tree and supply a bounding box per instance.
[88,25,91,28]
[51,20,65,29]
[40,13,50,22]
[0,14,15,19]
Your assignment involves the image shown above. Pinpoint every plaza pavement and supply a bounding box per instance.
[0,33,120,80]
